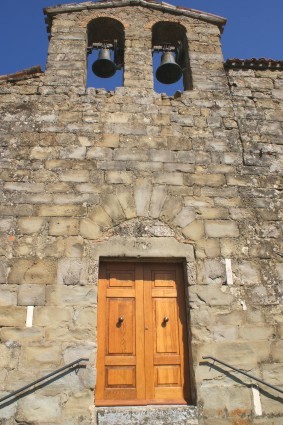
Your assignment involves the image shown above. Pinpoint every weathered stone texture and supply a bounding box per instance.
[0,1,282,424]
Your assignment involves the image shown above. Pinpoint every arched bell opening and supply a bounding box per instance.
[152,21,191,95]
[87,18,125,89]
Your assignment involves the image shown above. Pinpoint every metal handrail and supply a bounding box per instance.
[202,356,283,394]
[0,358,89,404]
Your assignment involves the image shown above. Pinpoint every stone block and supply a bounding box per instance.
[0,393,17,419]
[160,196,183,224]
[214,310,246,326]
[0,217,13,232]
[57,258,88,285]
[0,257,8,283]
[4,182,44,192]
[192,284,234,306]
[60,170,89,182]
[113,148,148,161]
[271,340,283,362]
[0,285,17,306]
[88,205,113,229]
[198,207,229,219]
[199,384,252,419]
[195,239,221,258]
[116,186,136,219]
[18,284,46,306]
[49,218,79,236]
[73,306,97,328]
[100,133,120,147]
[64,236,85,257]
[75,183,100,193]
[34,306,73,326]
[236,261,261,285]
[17,217,46,234]
[173,207,196,228]
[46,285,97,306]
[153,172,183,185]
[149,185,167,218]
[87,147,113,160]
[0,327,44,343]
[38,205,86,217]
[205,220,239,238]
[134,180,152,217]
[53,193,96,205]
[8,258,57,285]
[63,343,95,367]
[201,259,226,285]
[262,363,283,387]
[149,149,176,162]
[106,171,133,184]
[60,146,86,159]
[80,218,102,239]
[182,220,205,241]
[0,306,26,326]
[239,325,274,340]
[100,194,126,223]
[16,394,61,423]
[184,173,225,187]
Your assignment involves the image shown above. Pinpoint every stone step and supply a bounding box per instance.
[97,405,198,425]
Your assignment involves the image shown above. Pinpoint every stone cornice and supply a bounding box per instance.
[225,58,283,71]
[44,0,227,33]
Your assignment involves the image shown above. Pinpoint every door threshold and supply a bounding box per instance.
[96,405,198,425]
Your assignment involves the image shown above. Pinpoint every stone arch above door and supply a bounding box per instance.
[79,185,200,243]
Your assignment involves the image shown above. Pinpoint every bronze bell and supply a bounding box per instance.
[156,51,183,85]
[92,48,116,78]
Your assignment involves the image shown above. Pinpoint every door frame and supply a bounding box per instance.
[95,256,196,406]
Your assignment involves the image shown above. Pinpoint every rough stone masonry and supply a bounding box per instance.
[0,1,282,424]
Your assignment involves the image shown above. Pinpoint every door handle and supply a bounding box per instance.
[117,316,124,328]
[162,316,169,326]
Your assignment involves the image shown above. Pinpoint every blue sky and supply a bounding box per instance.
[0,0,282,92]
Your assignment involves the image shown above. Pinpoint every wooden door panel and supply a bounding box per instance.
[154,298,179,354]
[152,288,177,297]
[105,356,136,366]
[155,365,181,386]
[109,271,135,287]
[107,298,135,355]
[106,366,136,387]
[153,271,176,287]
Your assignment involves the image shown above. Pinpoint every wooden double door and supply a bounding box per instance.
[96,261,191,406]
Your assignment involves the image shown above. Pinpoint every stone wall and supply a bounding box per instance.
[0,2,282,424]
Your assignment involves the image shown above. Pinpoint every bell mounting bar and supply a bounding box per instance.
[87,40,118,55]
[152,41,183,64]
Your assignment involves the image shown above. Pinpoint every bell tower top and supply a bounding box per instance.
[44,0,227,93]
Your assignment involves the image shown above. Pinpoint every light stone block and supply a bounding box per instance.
[17,217,45,234]
[134,180,152,217]
[8,258,57,285]
[18,284,46,306]
[49,218,79,236]
[116,186,136,219]
[57,258,88,285]
[38,205,86,217]
[16,394,61,422]
[0,306,26,327]
[205,220,239,238]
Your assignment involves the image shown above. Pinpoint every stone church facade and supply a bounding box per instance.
[0,1,282,424]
